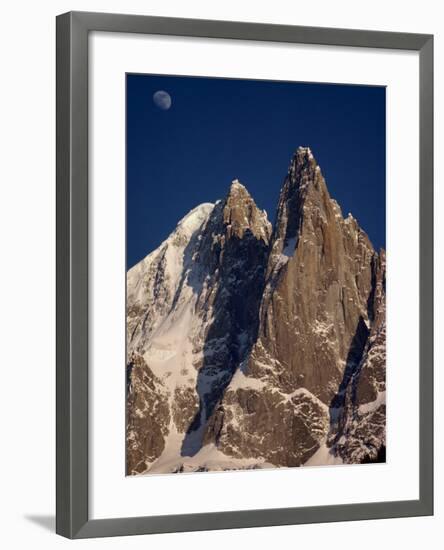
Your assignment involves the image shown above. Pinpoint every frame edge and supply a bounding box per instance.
[418,34,434,517]
[56,11,72,539]
[56,11,434,539]
[56,11,90,539]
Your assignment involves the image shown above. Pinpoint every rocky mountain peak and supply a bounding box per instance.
[289,145,316,170]
[229,178,248,193]
[222,179,271,243]
[285,146,323,194]
[247,147,380,401]
[267,147,329,272]
[126,146,386,474]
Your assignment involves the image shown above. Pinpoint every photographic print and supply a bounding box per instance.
[126,74,386,476]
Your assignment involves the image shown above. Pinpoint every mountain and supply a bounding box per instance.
[126,147,386,475]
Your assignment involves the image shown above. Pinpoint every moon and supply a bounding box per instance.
[153,90,172,111]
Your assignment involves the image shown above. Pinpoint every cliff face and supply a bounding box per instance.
[126,182,272,473]
[329,250,386,464]
[126,147,386,474]
[255,147,375,400]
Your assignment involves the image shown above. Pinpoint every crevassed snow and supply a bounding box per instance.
[128,204,218,407]
[158,203,214,291]
[127,202,214,291]
[127,201,215,355]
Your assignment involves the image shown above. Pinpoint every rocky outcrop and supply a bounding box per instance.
[204,148,385,466]
[126,147,386,474]
[251,147,375,402]
[329,250,386,463]
[126,181,273,472]
[181,182,271,456]
[126,353,170,475]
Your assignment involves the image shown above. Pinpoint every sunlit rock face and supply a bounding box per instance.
[126,147,386,474]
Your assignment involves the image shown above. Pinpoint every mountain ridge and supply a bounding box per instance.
[126,147,386,475]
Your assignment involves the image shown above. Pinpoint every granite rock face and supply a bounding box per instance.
[126,147,386,474]
[329,250,386,463]
[126,353,170,475]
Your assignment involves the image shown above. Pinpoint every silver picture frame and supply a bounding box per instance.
[56,11,434,539]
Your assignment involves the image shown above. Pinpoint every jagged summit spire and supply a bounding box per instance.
[270,147,327,252]
[296,145,314,158]
[227,178,250,198]
[288,146,319,177]
[126,145,385,474]
[223,179,271,242]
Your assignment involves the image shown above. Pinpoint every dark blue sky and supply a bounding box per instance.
[127,74,385,269]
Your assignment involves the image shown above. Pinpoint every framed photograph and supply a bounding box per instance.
[56,11,433,538]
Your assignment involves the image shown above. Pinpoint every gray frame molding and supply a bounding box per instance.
[56,11,434,539]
